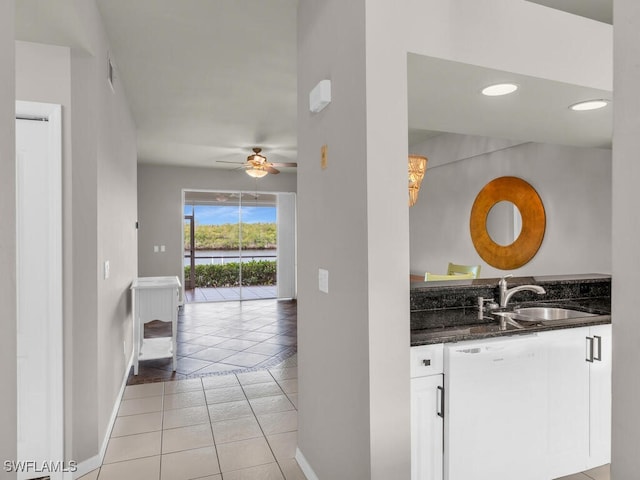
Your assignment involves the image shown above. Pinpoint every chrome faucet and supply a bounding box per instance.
[498,274,546,308]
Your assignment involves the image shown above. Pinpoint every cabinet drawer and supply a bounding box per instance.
[411,344,444,377]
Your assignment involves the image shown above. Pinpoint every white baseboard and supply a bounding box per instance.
[295,447,320,480]
[68,353,133,479]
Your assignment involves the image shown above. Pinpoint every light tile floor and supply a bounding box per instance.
[81,355,303,480]
[556,464,610,480]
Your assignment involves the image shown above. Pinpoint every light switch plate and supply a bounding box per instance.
[154,245,159,253]
[318,268,329,293]
[104,260,110,280]
[160,245,166,252]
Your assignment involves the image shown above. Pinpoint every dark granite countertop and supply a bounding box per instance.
[410,297,611,346]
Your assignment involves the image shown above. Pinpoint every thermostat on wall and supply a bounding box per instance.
[309,79,331,113]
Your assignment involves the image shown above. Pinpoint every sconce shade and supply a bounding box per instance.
[408,154,428,207]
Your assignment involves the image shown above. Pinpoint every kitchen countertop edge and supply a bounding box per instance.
[411,314,611,346]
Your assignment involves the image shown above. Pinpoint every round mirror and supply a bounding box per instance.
[486,201,523,246]
[470,176,545,270]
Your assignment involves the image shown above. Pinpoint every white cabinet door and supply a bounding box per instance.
[411,375,443,480]
[587,324,612,469]
[542,324,612,476]
[542,327,590,479]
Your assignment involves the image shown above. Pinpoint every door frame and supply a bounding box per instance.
[15,100,64,473]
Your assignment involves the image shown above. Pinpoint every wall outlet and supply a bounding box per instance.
[104,260,110,280]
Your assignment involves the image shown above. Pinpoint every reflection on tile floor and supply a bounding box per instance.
[185,286,277,303]
[81,355,304,480]
[127,299,297,385]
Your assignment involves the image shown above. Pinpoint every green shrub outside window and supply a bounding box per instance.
[185,260,276,288]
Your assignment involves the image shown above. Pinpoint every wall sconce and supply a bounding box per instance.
[408,154,428,207]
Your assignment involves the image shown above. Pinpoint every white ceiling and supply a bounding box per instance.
[15,0,613,170]
[95,0,298,169]
[408,55,612,149]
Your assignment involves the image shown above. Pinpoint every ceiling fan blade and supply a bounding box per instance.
[269,162,298,168]
[216,160,247,165]
[265,165,280,174]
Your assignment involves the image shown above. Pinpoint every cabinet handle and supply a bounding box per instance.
[422,358,431,367]
[586,336,594,363]
[437,386,445,418]
[594,335,602,362]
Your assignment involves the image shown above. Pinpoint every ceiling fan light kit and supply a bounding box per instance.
[246,167,269,178]
[216,147,298,178]
[247,148,267,164]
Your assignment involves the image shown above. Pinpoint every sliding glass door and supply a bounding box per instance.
[183,191,279,302]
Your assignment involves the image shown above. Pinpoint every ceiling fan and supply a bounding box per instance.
[217,148,297,178]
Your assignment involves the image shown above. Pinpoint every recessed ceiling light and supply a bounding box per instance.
[569,99,609,111]
[481,83,519,96]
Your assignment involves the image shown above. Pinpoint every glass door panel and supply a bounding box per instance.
[240,192,278,299]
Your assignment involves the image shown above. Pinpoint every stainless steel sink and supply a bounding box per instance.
[512,307,597,321]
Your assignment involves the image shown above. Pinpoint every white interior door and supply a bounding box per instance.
[16,101,63,479]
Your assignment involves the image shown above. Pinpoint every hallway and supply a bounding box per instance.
[82,356,302,479]
[81,299,304,479]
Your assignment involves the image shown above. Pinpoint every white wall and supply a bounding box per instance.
[0,1,16,475]
[297,1,372,477]
[297,0,411,478]
[87,0,139,445]
[15,0,138,464]
[410,133,612,278]
[137,164,296,286]
[612,1,640,477]
[365,2,412,478]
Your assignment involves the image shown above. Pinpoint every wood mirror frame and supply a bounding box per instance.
[470,176,545,270]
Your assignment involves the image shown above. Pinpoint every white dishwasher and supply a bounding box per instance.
[444,334,548,480]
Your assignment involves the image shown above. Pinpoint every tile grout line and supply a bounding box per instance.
[238,369,290,479]
[203,376,225,478]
